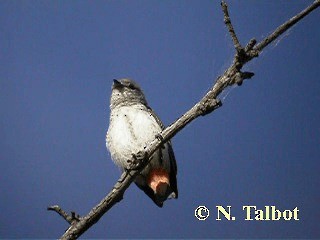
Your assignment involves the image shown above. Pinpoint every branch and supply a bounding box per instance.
[47,205,80,225]
[221,1,242,53]
[255,0,320,52]
[49,1,319,239]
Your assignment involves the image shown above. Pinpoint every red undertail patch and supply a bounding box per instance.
[147,168,170,195]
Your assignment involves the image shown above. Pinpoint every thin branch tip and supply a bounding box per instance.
[254,0,320,52]
[48,205,79,225]
[221,0,242,53]
[47,205,60,211]
[245,39,257,52]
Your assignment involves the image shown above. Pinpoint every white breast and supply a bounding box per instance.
[106,105,162,169]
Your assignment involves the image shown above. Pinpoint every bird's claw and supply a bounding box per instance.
[127,151,148,170]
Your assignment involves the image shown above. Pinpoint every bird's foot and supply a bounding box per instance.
[127,151,148,170]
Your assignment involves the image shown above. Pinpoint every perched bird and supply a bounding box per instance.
[106,78,178,207]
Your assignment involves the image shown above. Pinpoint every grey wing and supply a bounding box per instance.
[147,107,178,197]
[146,106,166,129]
[167,141,178,197]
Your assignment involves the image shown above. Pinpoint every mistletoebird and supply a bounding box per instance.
[106,78,178,207]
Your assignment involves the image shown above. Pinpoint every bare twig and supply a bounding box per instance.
[255,0,320,52]
[49,1,319,239]
[47,205,79,225]
[221,1,242,54]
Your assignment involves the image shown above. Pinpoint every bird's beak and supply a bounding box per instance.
[113,79,120,84]
[113,79,122,88]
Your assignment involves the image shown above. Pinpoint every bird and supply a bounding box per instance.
[106,78,178,207]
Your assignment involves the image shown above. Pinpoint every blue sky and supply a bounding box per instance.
[0,0,319,238]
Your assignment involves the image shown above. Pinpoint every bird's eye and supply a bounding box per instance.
[128,83,136,90]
